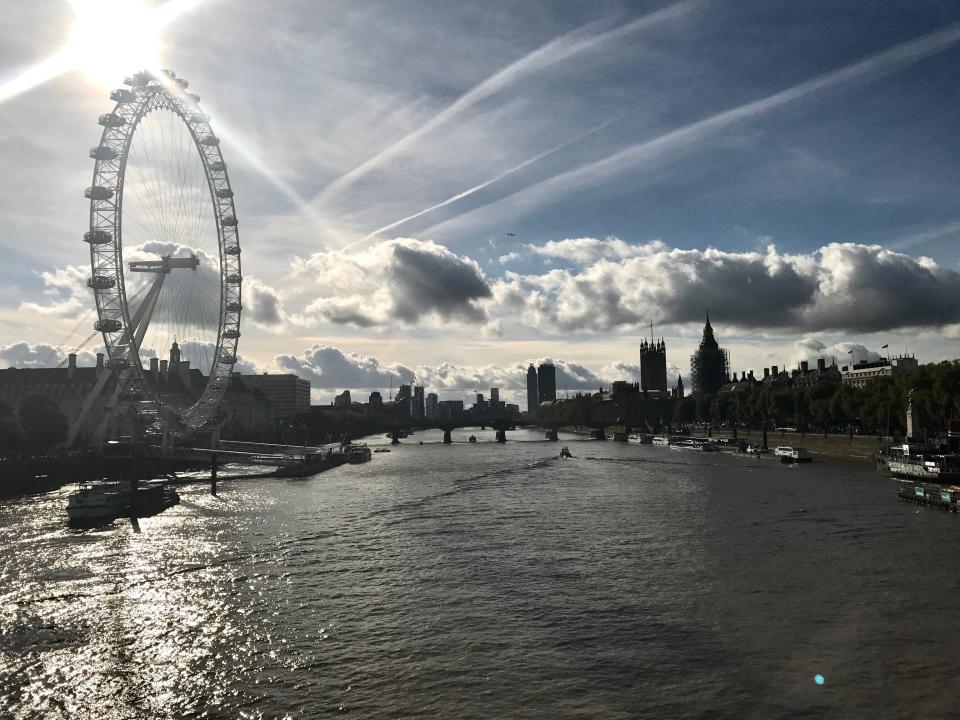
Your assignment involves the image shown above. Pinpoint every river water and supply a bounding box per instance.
[2,429,959,719]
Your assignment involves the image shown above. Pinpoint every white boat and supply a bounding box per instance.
[652,436,670,446]
[775,446,812,463]
[347,444,372,464]
[66,481,130,520]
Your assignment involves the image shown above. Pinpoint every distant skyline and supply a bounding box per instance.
[3,0,960,405]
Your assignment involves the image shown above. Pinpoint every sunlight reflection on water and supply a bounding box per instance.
[2,430,959,718]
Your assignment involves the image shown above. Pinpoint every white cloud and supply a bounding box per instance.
[0,341,99,369]
[489,239,960,334]
[289,238,491,328]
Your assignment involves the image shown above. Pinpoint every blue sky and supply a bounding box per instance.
[2,0,960,403]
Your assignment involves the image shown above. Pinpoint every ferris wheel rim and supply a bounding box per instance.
[85,69,242,431]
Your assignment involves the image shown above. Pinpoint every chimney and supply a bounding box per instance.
[748,370,755,381]
[763,367,770,378]
[150,357,159,374]
[771,365,778,376]
[800,360,809,372]
[160,359,168,375]
[68,353,77,379]
[96,352,104,378]
[817,358,826,372]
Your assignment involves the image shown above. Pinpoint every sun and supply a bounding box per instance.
[66,0,160,87]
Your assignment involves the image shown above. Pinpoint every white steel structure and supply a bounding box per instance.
[85,69,241,431]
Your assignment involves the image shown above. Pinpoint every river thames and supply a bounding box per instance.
[2,429,959,719]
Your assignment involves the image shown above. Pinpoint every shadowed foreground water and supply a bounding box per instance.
[2,429,959,719]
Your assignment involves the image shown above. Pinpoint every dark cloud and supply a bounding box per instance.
[388,242,491,323]
[502,240,960,333]
[245,279,285,326]
[295,239,492,328]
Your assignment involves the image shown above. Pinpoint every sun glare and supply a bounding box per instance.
[67,0,160,87]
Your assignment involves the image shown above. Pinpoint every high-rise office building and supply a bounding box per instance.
[490,387,500,406]
[240,373,311,426]
[538,363,557,404]
[412,385,425,420]
[526,365,538,413]
[425,392,438,420]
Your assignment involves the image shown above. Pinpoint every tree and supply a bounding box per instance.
[18,394,68,452]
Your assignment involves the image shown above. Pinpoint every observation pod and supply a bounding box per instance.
[90,146,117,161]
[85,186,114,200]
[88,275,116,290]
[186,92,201,104]
[223,329,240,339]
[226,301,242,312]
[84,230,112,245]
[110,89,136,103]
[225,273,242,284]
[106,357,130,370]
[191,113,211,124]
[94,319,122,333]
[209,161,226,172]
[216,188,234,199]
[160,69,177,79]
[219,354,237,365]
[224,245,240,256]
[221,216,238,227]
[200,135,220,147]
[124,72,150,87]
[174,78,189,90]
[98,113,126,127]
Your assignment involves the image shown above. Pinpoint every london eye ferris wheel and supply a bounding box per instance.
[84,69,241,431]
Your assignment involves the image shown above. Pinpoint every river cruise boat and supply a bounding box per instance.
[885,444,960,482]
[669,437,717,451]
[775,446,812,463]
[66,480,180,521]
[66,481,130,520]
[347,444,372,464]
[652,436,671,446]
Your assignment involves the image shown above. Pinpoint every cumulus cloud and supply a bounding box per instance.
[526,236,655,264]
[290,238,491,328]
[0,341,99,369]
[276,345,415,389]
[492,238,960,334]
[19,264,89,318]
[244,276,286,327]
[790,338,882,367]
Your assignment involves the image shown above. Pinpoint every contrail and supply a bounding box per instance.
[343,116,619,251]
[421,23,960,238]
[313,0,701,208]
[888,219,960,251]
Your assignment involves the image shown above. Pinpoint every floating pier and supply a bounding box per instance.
[896,482,959,512]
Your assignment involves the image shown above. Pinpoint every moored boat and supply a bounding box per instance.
[67,481,129,520]
[347,444,372,464]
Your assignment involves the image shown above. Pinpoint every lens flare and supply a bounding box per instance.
[66,0,160,87]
